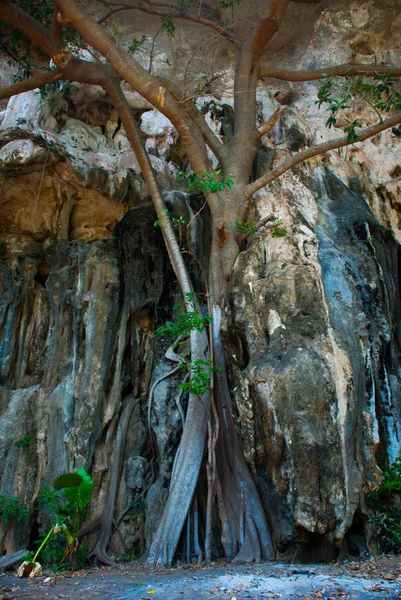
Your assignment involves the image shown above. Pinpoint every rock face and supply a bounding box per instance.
[223,167,401,557]
[0,0,400,564]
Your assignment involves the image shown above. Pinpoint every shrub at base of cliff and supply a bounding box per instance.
[19,469,93,576]
[367,457,401,554]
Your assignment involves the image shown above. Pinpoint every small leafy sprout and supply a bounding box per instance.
[154,208,169,228]
[176,171,234,194]
[15,435,33,449]
[161,15,175,39]
[171,215,185,229]
[271,226,287,238]
[156,310,212,338]
[180,360,222,396]
[270,218,286,238]
[344,120,361,143]
[128,35,147,54]
[236,218,258,235]
[0,495,28,524]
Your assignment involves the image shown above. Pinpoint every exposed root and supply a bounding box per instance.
[147,326,209,567]
[212,305,275,562]
[78,395,139,566]
[147,334,187,438]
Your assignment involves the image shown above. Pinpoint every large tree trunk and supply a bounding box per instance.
[208,225,276,561]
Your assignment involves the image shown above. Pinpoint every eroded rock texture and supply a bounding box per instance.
[0,0,401,563]
[223,167,401,558]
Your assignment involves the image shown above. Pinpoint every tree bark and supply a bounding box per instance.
[208,226,276,562]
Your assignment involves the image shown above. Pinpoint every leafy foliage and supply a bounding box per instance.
[54,468,93,509]
[14,434,33,449]
[0,0,51,81]
[271,225,287,238]
[161,15,176,39]
[33,469,93,569]
[127,35,147,54]
[180,359,221,396]
[236,218,258,235]
[37,78,75,110]
[0,495,28,524]
[367,457,401,553]
[156,310,212,338]
[176,170,234,194]
[316,73,401,138]
[155,293,218,398]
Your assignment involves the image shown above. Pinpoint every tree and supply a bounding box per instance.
[0,0,400,567]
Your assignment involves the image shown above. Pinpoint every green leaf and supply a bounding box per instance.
[54,473,83,490]
[64,469,93,509]
[54,469,93,509]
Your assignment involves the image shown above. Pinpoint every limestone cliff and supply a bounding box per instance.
[0,0,400,563]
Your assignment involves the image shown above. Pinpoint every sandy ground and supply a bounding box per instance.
[1,557,401,599]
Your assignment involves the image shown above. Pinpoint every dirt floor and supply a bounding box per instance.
[1,556,401,599]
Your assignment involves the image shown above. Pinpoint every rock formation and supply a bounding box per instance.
[0,0,400,563]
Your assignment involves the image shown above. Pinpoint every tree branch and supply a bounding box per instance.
[0,70,63,101]
[155,75,225,163]
[0,0,62,56]
[243,112,401,199]
[253,0,291,53]
[53,0,211,176]
[257,108,282,137]
[97,0,237,44]
[231,0,290,183]
[259,63,401,80]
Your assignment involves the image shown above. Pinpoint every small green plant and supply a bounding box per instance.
[344,119,361,143]
[316,73,401,137]
[0,495,28,524]
[154,208,169,228]
[176,170,234,194]
[156,309,212,339]
[32,469,93,571]
[14,435,33,449]
[367,456,401,553]
[236,218,258,235]
[271,226,287,238]
[161,15,175,39]
[180,359,221,396]
[127,35,147,54]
